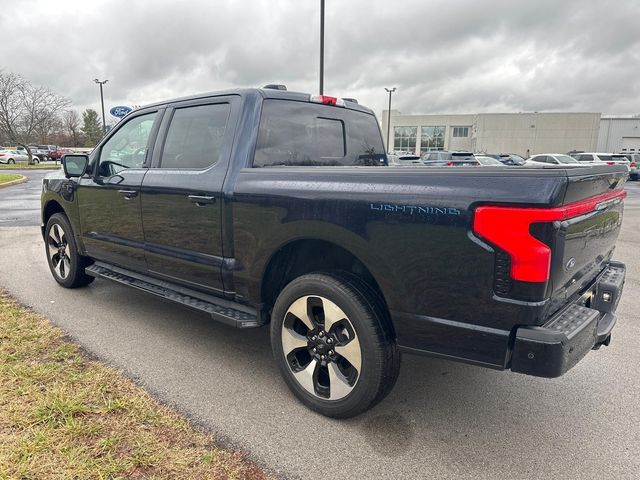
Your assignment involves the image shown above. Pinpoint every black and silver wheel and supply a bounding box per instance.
[271,272,400,418]
[8,158,15,164]
[45,213,94,288]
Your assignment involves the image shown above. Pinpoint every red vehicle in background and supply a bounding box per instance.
[48,148,73,161]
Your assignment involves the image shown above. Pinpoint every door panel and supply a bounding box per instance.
[141,98,237,293]
[77,110,161,271]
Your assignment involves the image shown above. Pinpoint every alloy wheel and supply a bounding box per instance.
[281,295,362,401]
[46,223,71,279]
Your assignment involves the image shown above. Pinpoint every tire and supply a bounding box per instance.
[8,159,15,164]
[44,213,94,288]
[33,158,40,164]
[271,272,400,418]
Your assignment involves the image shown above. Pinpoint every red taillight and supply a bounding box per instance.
[310,95,345,107]
[606,161,615,165]
[0,153,5,156]
[631,162,637,167]
[473,190,626,283]
[446,161,454,166]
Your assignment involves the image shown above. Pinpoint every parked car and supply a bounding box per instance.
[495,153,526,166]
[619,153,639,180]
[573,152,630,169]
[421,151,479,166]
[387,154,423,166]
[48,148,73,161]
[41,87,627,418]
[28,145,51,162]
[475,155,505,166]
[527,154,580,166]
[0,149,29,164]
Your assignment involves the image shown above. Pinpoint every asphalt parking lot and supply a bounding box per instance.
[1,172,639,479]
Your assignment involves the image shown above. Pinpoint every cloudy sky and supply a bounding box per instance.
[2,0,639,122]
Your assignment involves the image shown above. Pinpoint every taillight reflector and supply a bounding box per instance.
[631,162,637,167]
[606,161,615,165]
[473,189,626,283]
[310,95,345,107]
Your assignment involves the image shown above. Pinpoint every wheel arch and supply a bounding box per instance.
[259,238,396,337]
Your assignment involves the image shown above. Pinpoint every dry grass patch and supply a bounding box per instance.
[0,290,269,480]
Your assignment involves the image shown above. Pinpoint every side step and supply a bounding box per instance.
[85,263,260,328]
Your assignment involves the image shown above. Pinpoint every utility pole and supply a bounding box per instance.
[319,0,325,94]
[384,87,396,152]
[94,79,108,134]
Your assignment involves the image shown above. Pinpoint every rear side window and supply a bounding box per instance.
[253,100,385,167]
[160,103,230,169]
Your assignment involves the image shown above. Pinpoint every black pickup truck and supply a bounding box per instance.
[41,87,627,418]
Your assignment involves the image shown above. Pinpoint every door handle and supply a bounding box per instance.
[188,195,216,206]
[118,189,138,200]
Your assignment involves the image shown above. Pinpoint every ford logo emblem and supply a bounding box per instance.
[565,258,576,270]
[110,106,133,118]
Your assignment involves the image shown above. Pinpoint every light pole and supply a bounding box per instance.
[94,79,108,134]
[384,87,396,152]
[319,0,325,94]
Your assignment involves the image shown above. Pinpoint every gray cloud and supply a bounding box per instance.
[2,0,639,123]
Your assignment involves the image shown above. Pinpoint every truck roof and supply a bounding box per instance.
[140,88,374,116]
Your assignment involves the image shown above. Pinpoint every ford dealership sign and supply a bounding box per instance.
[110,106,133,118]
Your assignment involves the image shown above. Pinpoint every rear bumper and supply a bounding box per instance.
[510,261,625,378]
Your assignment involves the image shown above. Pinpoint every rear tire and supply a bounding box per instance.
[271,272,400,418]
[8,159,15,164]
[45,213,94,288]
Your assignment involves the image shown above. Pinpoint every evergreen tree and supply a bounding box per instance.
[81,109,103,147]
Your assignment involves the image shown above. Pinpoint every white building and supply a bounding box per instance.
[381,111,601,157]
[598,117,640,153]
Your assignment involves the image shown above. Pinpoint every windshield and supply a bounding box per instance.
[555,155,579,164]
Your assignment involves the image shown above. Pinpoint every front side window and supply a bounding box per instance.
[159,103,231,169]
[98,112,157,176]
[254,100,385,167]
[420,126,445,154]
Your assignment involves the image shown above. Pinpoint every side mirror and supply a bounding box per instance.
[62,154,89,178]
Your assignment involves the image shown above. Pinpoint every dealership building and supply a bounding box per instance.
[381,110,640,157]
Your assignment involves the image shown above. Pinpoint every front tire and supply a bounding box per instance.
[8,159,15,164]
[45,213,94,288]
[271,272,400,418]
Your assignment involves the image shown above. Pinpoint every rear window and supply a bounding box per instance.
[253,100,386,167]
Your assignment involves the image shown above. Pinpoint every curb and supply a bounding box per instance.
[0,175,28,189]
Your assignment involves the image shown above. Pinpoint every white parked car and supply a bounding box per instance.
[527,154,580,166]
[0,149,30,164]
[572,152,630,169]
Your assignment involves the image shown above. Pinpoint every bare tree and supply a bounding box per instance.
[0,70,70,163]
[62,109,81,146]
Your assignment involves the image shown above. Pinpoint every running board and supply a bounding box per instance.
[85,263,260,328]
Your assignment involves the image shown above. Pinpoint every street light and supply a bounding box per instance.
[94,79,108,134]
[319,0,325,95]
[384,87,396,152]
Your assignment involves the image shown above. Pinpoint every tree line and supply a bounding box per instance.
[0,70,106,162]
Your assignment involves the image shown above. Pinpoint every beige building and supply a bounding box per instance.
[381,111,601,157]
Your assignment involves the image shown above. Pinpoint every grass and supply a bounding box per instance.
[0,163,60,170]
[0,174,22,185]
[0,290,269,480]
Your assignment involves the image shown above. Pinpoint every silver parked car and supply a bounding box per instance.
[0,149,30,164]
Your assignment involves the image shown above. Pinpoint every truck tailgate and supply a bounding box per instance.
[546,168,627,315]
